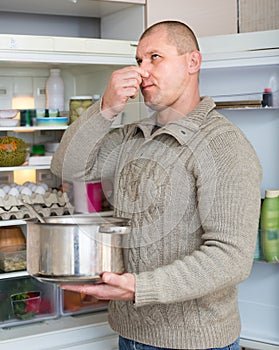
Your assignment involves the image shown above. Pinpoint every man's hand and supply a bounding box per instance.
[60,272,135,301]
[101,66,149,119]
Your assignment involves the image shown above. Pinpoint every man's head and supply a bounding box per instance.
[139,21,200,55]
[136,21,202,118]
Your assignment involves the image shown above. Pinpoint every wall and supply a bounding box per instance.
[146,0,279,37]
[239,0,279,33]
[146,0,238,37]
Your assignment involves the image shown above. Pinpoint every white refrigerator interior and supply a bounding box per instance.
[199,30,279,347]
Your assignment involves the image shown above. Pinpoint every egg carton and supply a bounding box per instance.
[0,191,74,221]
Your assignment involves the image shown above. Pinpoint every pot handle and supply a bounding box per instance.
[98,224,130,235]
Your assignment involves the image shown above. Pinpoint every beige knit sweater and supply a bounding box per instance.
[51,97,262,349]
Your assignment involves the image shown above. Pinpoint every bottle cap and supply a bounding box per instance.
[50,68,61,75]
[264,88,272,93]
[93,94,101,101]
[265,189,279,198]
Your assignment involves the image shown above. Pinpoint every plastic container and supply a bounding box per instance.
[262,88,273,107]
[36,116,68,126]
[73,181,102,213]
[0,245,26,272]
[69,96,93,124]
[60,289,108,316]
[260,189,279,263]
[0,275,58,328]
[46,68,65,112]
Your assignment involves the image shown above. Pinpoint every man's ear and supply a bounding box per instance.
[188,50,202,74]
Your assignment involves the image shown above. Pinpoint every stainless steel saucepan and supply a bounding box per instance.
[26,215,131,284]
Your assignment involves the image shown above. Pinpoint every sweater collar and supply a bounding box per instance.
[133,96,216,145]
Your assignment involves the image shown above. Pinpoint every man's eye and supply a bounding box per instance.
[151,54,160,60]
[136,59,142,66]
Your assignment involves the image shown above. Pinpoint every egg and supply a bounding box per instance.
[30,184,37,193]
[21,187,32,196]
[27,182,35,189]
[35,186,46,195]
[0,188,6,198]
[8,187,20,197]
[39,182,49,191]
[2,185,10,193]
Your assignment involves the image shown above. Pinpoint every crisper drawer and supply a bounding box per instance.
[59,289,108,316]
[0,275,59,328]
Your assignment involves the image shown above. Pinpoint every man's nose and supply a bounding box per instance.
[140,59,152,72]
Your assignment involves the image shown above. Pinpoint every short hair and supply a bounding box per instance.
[139,20,200,54]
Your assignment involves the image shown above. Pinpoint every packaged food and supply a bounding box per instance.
[69,96,93,124]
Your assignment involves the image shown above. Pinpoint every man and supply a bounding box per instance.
[51,21,262,350]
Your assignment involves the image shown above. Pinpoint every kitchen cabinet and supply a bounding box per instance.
[145,0,238,37]
[0,0,145,41]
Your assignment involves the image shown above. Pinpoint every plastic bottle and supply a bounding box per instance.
[262,88,273,107]
[46,69,65,112]
[260,189,279,262]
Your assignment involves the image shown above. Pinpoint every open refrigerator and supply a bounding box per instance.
[0,29,278,348]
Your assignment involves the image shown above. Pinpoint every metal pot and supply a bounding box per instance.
[26,215,130,284]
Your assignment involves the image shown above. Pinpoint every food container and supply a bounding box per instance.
[69,96,93,124]
[0,245,26,272]
[36,116,68,126]
[0,136,29,167]
[26,215,131,284]
[0,226,26,250]
[0,275,58,328]
[60,289,108,316]
[0,119,19,127]
[0,109,19,119]
[36,108,46,118]
[73,181,102,213]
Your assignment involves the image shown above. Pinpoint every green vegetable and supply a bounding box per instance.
[11,291,41,320]
[0,136,28,167]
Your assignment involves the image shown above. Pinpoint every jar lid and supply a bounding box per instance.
[265,189,279,198]
[70,96,93,100]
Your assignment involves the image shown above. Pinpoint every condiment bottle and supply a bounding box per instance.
[262,88,273,107]
[46,68,65,112]
[260,189,279,262]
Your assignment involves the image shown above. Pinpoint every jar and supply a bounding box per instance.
[69,96,93,124]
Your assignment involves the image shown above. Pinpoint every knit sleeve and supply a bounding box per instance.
[135,129,262,307]
[51,100,125,183]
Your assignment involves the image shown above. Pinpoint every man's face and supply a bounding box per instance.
[136,29,191,111]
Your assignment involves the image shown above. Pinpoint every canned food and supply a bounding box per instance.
[69,96,93,124]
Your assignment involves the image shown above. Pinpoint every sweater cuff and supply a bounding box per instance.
[99,97,121,121]
[134,271,161,308]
